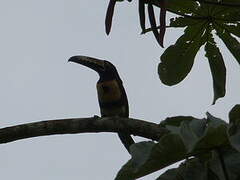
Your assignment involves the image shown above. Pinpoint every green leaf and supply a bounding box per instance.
[158,21,207,85]
[178,159,208,180]
[160,116,208,153]
[228,105,240,152]
[194,113,229,151]
[229,104,240,124]
[157,147,240,180]
[222,22,240,38]
[208,150,227,180]
[164,0,202,16]
[169,16,200,28]
[186,117,207,138]
[179,119,207,153]
[156,168,179,180]
[157,158,208,180]
[159,117,187,135]
[223,148,240,180]
[215,23,240,65]
[115,134,187,179]
[115,141,155,180]
[213,5,240,22]
[229,129,240,152]
[204,31,226,104]
[159,116,195,128]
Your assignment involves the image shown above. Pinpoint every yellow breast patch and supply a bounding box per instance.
[97,80,122,103]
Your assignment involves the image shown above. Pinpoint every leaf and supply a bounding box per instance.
[213,5,240,22]
[178,159,208,180]
[179,120,205,153]
[158,21,207,85]
[159,1,166,47]
[138,0,146,32]
[229,104,240,124]
[159,116,194,135]
[156,168,179,180]
[193,113,229,151]
[165,0,202,16]
[105,0,117,35]
[229,129,240,152]
[186,117,207,138]
[214,22,240,65]
[160,114,229,153]
[160,116,208,152]
[208,150,228,180]
[160,116,195,128]
[148,3,162,47]
[157,158,208,180]
[115,141,155,180]
[222,148,240,180]
[115,134,187,179]
[169,16,200,28]
[228,105,240,152]
[222,22,240,38]
[157,147,240,180]
[205,31,226,104]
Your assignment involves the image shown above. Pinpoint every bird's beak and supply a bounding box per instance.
[68,56,105,73]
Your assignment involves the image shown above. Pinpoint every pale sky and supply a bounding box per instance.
[0,1,240,180]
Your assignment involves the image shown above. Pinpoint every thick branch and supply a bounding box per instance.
[0,117,169,144]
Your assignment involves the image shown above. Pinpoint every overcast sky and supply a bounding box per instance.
[0,1,240,180]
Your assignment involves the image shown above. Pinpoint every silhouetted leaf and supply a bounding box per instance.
[159,1,166,47]
[213,4,240,21]
[138,0,146,32]
[179,120,205,153]
[105,0,117,35]
[160,116,195,128]
[148,3,162,47]
[222,22,240,37]
[115,134,186,179]
[169,16,200,27]
[156,168,178,180]
[175,159,208,180]
[205,31,226,104]
[162,116,207,153]
[215,24,240,65]
[228,105,240,152]
[222,148,240,180]
[229,105,240,124]
[158,21,207,85]
[194,113,228,151]
[165,0,202,15]
[161,113,229,153]
[156,147,240,180]
[208,151,226,180]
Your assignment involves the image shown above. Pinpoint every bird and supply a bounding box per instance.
[69,55,135,153]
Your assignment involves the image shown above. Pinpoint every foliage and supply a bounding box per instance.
[115,105,240,180]
[101,0,240,179]
[105,0,240,104]
[158,0,239,104]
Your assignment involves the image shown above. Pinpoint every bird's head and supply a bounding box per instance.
[68,56,121,81]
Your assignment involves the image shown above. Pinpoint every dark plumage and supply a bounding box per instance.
[69,56,135,153]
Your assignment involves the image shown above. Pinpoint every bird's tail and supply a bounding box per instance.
[118,133,135,153]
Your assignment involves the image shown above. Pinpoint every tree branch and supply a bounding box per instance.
[0,116,169,144]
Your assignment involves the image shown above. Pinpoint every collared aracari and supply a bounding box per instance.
[69,56,135,153]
